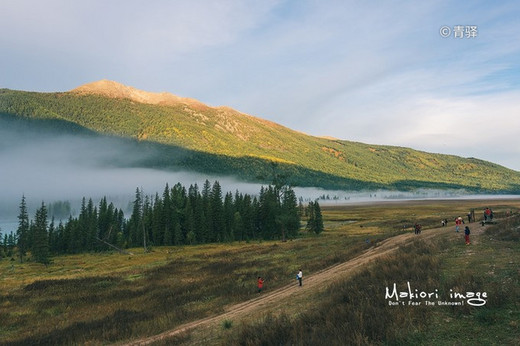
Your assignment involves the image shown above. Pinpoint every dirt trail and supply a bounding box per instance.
[123,221,489,346]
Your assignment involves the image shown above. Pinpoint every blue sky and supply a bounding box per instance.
[1,0,519,171]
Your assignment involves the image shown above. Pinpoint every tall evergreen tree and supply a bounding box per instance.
[97,197,110,244]
[129,188,143,247]
[258,186,279,239]
[233,211,244,241]
[184,197,196,245]
[314,201,324,234]
[32,202,50,264]
[7,232,16,257]
[48,217,56,254]
[86,198,98,251]
[201,180,212,241]
[161,184,172,246]
[210,181,225,242]
[16,195,30,263]
[306,200,324,234]
[281,187,300,239]
[223,192,235,241]
[151,193,163,245]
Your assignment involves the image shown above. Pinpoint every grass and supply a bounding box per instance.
[0,199,519,345]
[225,239,446,345]
[414,214,520,345]
[221,202,520,346]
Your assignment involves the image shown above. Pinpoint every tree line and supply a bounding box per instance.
[6,180,323,264]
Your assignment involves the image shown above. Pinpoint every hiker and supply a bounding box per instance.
[441,219,446,227]
[464,226,471,245]
[467,212,472,223]
[484,207,491,221]
[455,217,462,232]
[414,223,421,235]
[297,269,303,286]
[257,277,264,293]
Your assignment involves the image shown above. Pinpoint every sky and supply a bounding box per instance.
[1,0,520,171]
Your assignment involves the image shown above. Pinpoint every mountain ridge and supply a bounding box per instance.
[71,79,208,109]
[1,82,519,192]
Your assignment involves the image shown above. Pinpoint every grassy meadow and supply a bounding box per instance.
[0,199,519,345]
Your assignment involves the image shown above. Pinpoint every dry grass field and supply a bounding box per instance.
[1,198,519,345]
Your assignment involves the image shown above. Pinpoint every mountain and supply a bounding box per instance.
[1,80,519,192]
[71,79,206,109]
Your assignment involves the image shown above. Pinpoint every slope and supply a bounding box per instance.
[122,220,492,345]
[1,82,519,192]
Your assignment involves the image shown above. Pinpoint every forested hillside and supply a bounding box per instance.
[1,82,519,192]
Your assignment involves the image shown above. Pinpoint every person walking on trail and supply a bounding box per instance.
[455,217,463,232]
[297,269,303,287]
[257,277,264,293]
[414,223,422,235]
[464,226,471,245]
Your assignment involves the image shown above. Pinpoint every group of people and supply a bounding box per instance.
[258,207,504,293]
[422,214,474,245]
[257,269,303,293]
[257,205,507,294]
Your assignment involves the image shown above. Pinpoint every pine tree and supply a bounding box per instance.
[306,200,324,234]
[32,202,50,264]
[312,200,324,234]
[129,188,143,247]
[223,192,234,241]
[201,180,212,242]
[241,194,255,240]
[161,184,172,246]
[7,232,16,257]
[97,197,110,245]
[184,197,195,244]
[151,193,163,245]
[16,195,30,263]
[210,181,225,242]
[48,217,56,254]
[78,197,88,251]
[68,216,81,253]
[233,211,244,241]
[86,198,97,251]
[282,187,300,238]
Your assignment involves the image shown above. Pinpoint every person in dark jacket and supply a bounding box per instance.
[464,226,471,245]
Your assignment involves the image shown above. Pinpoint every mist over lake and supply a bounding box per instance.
[1,115,517,237]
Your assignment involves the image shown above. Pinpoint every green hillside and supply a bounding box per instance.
[1,81,519,192]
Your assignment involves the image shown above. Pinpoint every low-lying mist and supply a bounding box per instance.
[0,117,264,231]
[0,116,496,235]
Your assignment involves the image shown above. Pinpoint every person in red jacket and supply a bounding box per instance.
[257,277,264,293]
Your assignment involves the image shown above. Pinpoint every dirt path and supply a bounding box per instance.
[123,221,489,346]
